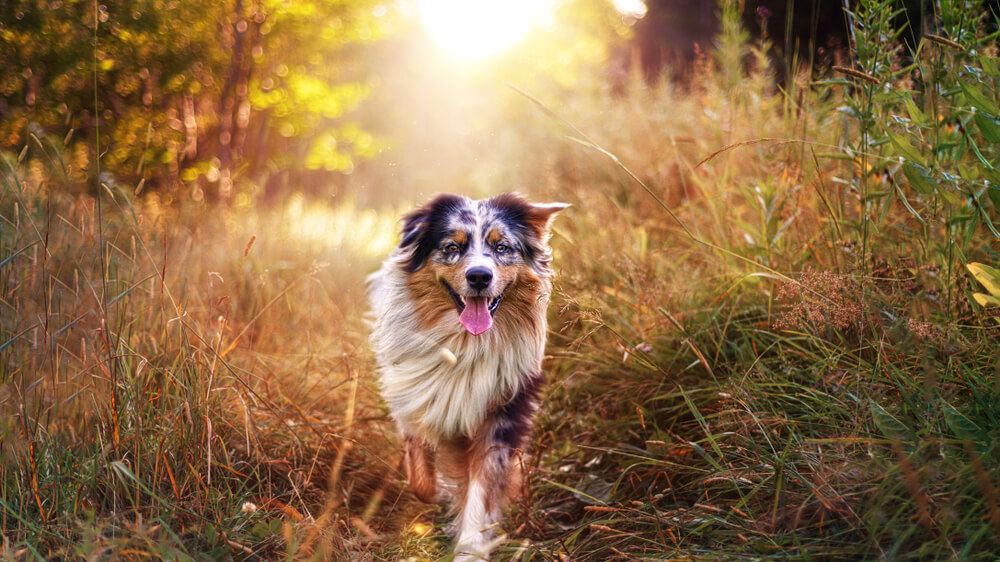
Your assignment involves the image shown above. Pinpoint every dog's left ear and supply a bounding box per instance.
[526,202,570,238]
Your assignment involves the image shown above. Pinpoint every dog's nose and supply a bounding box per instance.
[466,267,493,291]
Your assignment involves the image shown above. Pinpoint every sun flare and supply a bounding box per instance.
[417,0,548,59]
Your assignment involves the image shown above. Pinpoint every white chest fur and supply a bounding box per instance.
[369,266,545,441]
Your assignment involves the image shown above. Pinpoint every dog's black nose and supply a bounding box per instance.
[466,267,493,291]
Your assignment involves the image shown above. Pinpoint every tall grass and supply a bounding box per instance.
[492,0,1000,558]
[2,0,999,559]
[0,145,408,557]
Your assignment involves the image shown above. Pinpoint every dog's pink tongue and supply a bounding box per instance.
[459,297,493,335]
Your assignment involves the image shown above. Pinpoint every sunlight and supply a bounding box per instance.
[283,196,399,257]
[417,0,549,59]
[612,0,648,20]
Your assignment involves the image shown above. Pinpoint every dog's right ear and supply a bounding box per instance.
[398,194,466,272]
[399,208,428,249]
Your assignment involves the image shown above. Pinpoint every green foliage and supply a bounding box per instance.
[967,261,1000,309]
[0,0,387,201]
[827,0,1000,330]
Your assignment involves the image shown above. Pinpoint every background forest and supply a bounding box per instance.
[2,0,1000,559]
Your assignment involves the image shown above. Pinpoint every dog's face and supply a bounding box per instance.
[397,193,567,335]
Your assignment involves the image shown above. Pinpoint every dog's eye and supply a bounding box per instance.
[444,243,460,254]
[495,244,509,254]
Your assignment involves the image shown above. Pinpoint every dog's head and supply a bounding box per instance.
[396,193,568,335]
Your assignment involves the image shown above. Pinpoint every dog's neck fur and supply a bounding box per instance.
[369,255,549,443]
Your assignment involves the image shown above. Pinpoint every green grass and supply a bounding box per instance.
[2,1,1000,559]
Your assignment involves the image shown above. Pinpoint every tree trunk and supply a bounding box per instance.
[216,0,249,204]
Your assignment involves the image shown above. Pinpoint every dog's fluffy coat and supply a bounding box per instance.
[368,193,566,559]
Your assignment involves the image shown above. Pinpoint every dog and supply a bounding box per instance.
[368,193,567,560]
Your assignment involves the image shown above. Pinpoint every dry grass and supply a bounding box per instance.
[0,166,414,557]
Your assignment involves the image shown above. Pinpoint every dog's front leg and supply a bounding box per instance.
[452,434,512,561]
[454,374,543,560]
[403,434,437,504]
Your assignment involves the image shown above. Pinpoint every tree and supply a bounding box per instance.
[0,0,388,202]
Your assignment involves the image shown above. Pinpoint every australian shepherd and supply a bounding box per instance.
[368,193,567,560]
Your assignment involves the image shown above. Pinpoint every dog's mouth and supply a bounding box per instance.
[442,280,507,336]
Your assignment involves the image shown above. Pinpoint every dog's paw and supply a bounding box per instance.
[452,544,490,562]
[453,530,505,561]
